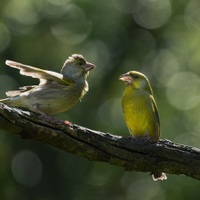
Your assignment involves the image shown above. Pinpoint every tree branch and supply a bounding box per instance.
[0,103,200,180]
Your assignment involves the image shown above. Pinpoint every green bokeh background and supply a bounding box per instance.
[1,0,200,199]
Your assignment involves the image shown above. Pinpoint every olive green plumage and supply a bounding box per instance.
[120,71,160,142]
[0,54,95,114]
[120,71,167,181]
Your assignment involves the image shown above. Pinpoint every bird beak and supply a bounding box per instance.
[85,62,95,71]
[119,73,132,83]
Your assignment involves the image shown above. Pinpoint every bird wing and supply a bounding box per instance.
[150,95,160,136]
[5,60,75,86]
[6,86,37,97]
[150,95,160,123]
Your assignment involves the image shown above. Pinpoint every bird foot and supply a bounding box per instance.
[64,120,73,126]
[151,172,167,181]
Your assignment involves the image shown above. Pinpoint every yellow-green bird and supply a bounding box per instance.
[0,54,95,114]
[119,71,167,181]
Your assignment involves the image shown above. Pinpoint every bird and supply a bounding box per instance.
[119,71,167,181]
[0,54,95,115]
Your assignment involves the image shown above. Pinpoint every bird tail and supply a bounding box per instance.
[151,172,167,181]
[0,98,12,106]
[0,97,21,107]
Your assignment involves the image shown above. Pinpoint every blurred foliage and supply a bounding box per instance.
[0,0,200,199]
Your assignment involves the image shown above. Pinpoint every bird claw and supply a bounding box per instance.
[151,172,167,181]
[64,120,73,126]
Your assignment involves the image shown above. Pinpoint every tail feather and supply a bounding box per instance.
[0,97,21,107]
[0,98,12,105]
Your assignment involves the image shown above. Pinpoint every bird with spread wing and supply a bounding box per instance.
[0,54,95,114]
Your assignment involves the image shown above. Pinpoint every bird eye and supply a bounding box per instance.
[78,61,83,65]
[132,74,139,79]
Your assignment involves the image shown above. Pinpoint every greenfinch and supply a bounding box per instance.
[0,54,95,114]
[119,71,167,181]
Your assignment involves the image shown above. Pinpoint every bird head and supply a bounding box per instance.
[61,54,95,79]
[119,71,152,93]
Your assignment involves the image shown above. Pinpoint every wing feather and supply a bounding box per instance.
[5,60,74,86]
[150,95,160,139]
[6,85,37,97]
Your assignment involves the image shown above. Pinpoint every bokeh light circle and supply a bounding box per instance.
[142,49,180,85]
[4,0,40,33]
[51,4,91,45]
[166,71,200,110]
[184,0,200,30]
[133,0,172,29]
[11,150,43,187]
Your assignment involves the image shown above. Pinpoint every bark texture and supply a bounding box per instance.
[0,103,200,180]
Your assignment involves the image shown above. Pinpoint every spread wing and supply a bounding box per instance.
[5,60,75,86]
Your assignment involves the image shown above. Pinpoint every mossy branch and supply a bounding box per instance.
[0,103,200,180]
